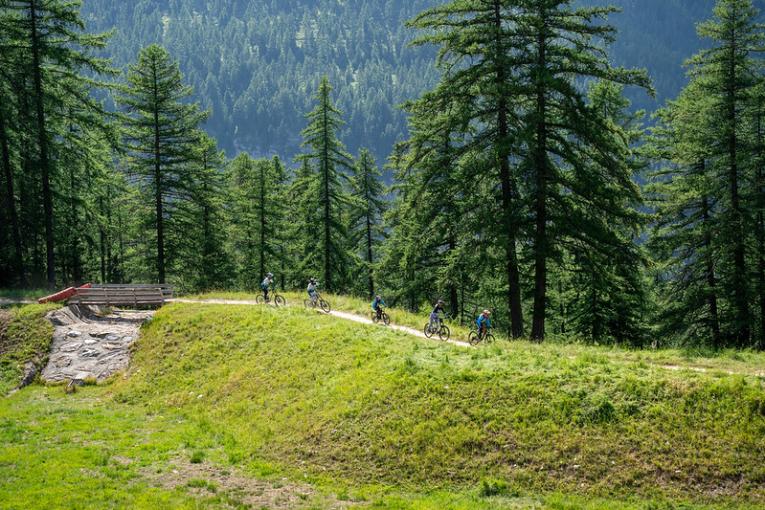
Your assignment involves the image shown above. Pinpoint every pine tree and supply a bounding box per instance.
[349,148,386,298]
[648,80,723,346]
[297,77,353,292]
[407,0,526,336]
[3,0,114,286]
[117,44,208,284]
[684,0,765,346]
[512,0,652,340]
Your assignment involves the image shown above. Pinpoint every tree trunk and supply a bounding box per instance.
[0,105,25,284]
[151,61,165,284]
[322,95,332,291]
[493,0,524,338]
[259,161,266,281]
[726,33,749,346]
[700,194,721,348]
[531,18,549,341]
[29,0,56,287]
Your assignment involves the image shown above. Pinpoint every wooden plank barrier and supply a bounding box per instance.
[68,284,174,307]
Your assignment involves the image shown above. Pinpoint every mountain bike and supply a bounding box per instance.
[255,290,286,307]
[304,293,331,313]
[371,308,391,326]
[468,327,495,346]
[424,313,450,341]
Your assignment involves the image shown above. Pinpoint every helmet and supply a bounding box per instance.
[309,277,316,283]
[437,299,444,305]
[375,294,381,299]
[483,309,491,315]
[267,272,274,278]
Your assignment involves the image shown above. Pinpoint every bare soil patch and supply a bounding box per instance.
[142,458,358,509]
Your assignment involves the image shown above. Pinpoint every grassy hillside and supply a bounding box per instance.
[0,303,58,394]
[116,303,764,505]
[2,301,764,509]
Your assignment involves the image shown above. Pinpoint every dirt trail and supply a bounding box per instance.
[169,298,473,348]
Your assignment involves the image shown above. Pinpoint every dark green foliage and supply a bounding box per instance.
[649,0,765,349]
[117,44,208,284]
[348,149,386,298]
[296,77,353,292]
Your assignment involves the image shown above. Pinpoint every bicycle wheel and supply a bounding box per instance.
[423,323,434,339]
[303,299,313,309]
[485,333,496,344]
[382,312,390,326]
[255,295,265,305]
[319,298,331,313]
[468,331,479,345]
[438,325,451,341]
[371,312,379,323]
[274,295,286,307]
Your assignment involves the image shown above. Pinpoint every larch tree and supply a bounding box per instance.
[298,77,353,292]
[349,148,386,298]
[513,0,652,340]
[3,0,114,286]
[117,44,208,284]
[407,0,526,337]
[686,0,765,346]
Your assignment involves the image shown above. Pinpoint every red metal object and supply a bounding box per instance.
[38,283,92,304]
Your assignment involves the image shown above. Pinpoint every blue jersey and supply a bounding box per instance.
[372,297,385,309]
[476,315,491,329]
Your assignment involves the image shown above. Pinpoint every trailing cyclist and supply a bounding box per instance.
[476,309,492,340]
[307,278,319,306]
[371,294,386,320]
[261,273,274,301]
[430,299,446,329]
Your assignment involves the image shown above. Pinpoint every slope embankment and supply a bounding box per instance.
[111,302,765,505]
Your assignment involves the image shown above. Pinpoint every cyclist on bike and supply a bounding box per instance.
[307,278,319,305]
[476,309,492,339]
[371,294,386,320]
[261,272,274,301]
[430,299,446,329]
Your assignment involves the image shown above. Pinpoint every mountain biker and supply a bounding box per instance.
[430,299,446,330]
[307,278,318,305]
[371,294,386,320]
[476,309,492,339]
[261,273,274,301]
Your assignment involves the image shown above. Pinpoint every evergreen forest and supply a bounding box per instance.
[3,0,765,349]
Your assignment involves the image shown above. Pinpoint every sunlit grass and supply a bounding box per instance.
[2,302,764,509]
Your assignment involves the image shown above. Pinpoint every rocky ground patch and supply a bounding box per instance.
[41,305,152,384]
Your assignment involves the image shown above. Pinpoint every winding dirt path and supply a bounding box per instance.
[169,298,473,348]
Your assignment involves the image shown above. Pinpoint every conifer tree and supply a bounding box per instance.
[298,77,353,292]
[407,0,526,336]
[512,0,652,340]
[648,80,723,346]
[117,44,208,284]
[685,0,765,346]
[4,0,114,286]
[349,149,386,298]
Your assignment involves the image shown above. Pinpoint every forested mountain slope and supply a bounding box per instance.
[80,0,760,161]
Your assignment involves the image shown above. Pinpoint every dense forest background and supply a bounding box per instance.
[4,0,765,350]
[80,0,745,162]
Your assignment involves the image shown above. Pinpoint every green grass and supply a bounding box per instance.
[2,301,765,509]
[185,290,765,376]
[0,303,59,394]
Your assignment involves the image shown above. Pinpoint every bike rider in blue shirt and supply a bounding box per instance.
[371,294,386,320]
[261,273,274,301]
[430,299,446,329]
[307,278,318,305]
[476,309,492,338]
